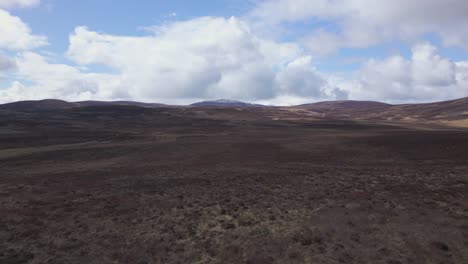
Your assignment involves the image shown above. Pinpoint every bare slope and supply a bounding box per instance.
[0,99,78,110]
[2,97,468,126]
[293,97,468,126]
[0,106,466,263]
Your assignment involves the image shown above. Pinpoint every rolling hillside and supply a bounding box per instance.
[1,97,468,127]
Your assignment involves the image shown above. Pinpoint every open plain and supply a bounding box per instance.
[0,103,467,263]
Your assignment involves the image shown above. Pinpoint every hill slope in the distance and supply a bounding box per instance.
[0,99,78,110]
[293,98,468,126]
[0,99,166,111]
[1,97,468,127]
[0,98,262,110]
[75,101,166,108]
[190,99,263,107]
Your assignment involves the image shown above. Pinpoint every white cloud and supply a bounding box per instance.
[276,56,347,99]
[1,17,340,104]
[65,17,341,104]
[250,0,468,53]
[0,9,47,50]
[411,43,456,87]
[301,30,342,57]
[344,43,468,103]
[0,81,27,102]
[0,0,40,9]
[0,52,123,103]
[0,54,15,71]
[0,53,15,81]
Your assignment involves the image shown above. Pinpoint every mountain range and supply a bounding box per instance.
[1,97,468,127]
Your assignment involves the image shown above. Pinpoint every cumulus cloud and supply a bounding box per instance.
[68,18,286,101]
[301,30,342,57]
[345,43,468,103]
[0,52,123,103]
[0,0,39,9]
[0,53,15,81]
[0,54,15,71]
[250,0,468,53]
[0,17,343,104]
[276,56,348,100]
[64,17,343,104]
[411,44,456,87]
[0,9,47,50]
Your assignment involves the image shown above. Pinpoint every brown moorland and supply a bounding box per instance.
[0,99,467,263]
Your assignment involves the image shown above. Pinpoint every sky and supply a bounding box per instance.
[1,0,468,105]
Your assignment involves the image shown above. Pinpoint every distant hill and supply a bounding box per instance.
[0,99,166,111]
[74,101,166,108]
[1,97,468,127]
[191,99,262,107]
[296,100,391,117]
[292,98,468,126]
[0,99,78,111]
[379,97,468,126]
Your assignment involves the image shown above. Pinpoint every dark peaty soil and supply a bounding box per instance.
[0,106,467,264]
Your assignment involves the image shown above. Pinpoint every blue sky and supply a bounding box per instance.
[1,0,468,105]
[12,0,252,51]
